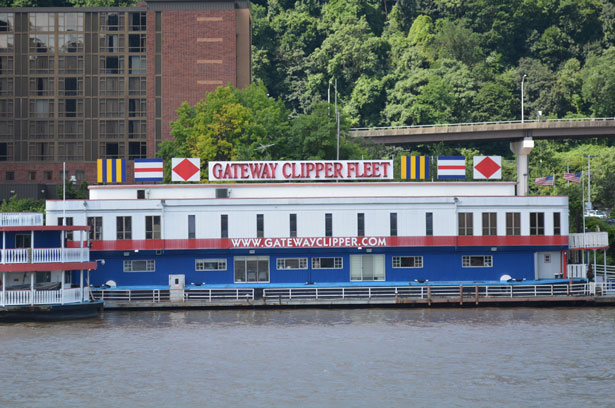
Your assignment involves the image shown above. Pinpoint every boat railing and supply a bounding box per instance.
[590,282,615,297]
[568,232,609,249]
[0,248,89,264]
[0,287,86,307]
[0,213,44,227]
[88,283,596,305]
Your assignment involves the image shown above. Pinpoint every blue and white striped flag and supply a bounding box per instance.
[437,156,466,179]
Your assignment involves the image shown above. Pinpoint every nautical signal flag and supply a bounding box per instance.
[172,158,201,182]
[437,156,466,179]
[401,155,430,180]
[473,156,502,179]
[97,158,126,183]
[535,175,554,186]
[134,158,163,182]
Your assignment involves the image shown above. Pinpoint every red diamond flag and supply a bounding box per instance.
[172,158,201,182]
[473,156,502,179]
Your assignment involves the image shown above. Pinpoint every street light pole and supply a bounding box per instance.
[584,154,595,210]
[335,78,340,160]
[521,74,527,123]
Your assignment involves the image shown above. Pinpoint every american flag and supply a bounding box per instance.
[535,175,554,186]
[563,172,581,183]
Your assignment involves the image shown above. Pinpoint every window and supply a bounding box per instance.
[29,13,55,32]
[15,233,31,248]
[188,215,195,239]
[196,259,226,271]
[128,33,146,52]
[43,170,53,181]
[99,99,125,117]
[29,120,54,138]
[0,99,12,117]
[357,213,365,237]
[100,13,124,31]
[5,170,14,180]
[59,99,83,118]
[27,171,37,180]
[123,259,155,272]
[221,214,228,238]
[128,99,146,117]
[458,212,473,236]
[102,142,122,158]
[87,216,102,240]
[350,254,385,281]
[390,213,397,237]
[128,142,146,159]
[482,212,497,236]
[256,214,264,238]
[59,56,83,74]
[29,56,54,74]
[0,56,13,74]
[129,12,146,31]
[128,120,146,138]
[145,215,161,240]
[553,212,561,236]
[0,121,13,138]
[100,77,125,96]
[101,56,123,74]
[0,13,14,32]
[58,121,83,139]
[129,56,146,74]
[58,13,83,32]
[29,77,54,96]
[393,256,423,268]
[0,78,13,96]
[277,258,307,270]
[30,99,53,118]
[312,257,342,269]
[99,120,124,138]
[462,255,493,268]
[58,216,73,240]
[234,256,269,283]
[289,213,297,237]
[29,34,53,53]
[59,77,82,96]
[28,142,54,161]
[0,142,12,161]
[544,254,551,263]
[426,212,433,236]
[116,216,132,240]
[325,213,332,237]
[99,34,124,52]
[0,34,13,52]
[506,212,520,236]
[530,212,545,236]
[59,34,84,53]
[128,77,146,95]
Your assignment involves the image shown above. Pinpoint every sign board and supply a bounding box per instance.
[208,160,393,181]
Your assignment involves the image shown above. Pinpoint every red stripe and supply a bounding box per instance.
[0,261,97,272]
[134,168,163,172]
[82,236,569,251]
[438,165,466,170]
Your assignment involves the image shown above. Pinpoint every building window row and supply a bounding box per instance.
[195,258,226,271]
[123,259,155,272]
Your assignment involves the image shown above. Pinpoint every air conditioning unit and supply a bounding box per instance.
[215,188,229,198]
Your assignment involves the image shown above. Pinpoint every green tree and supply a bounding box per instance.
[0,196,45,213]
[581,48,615,117]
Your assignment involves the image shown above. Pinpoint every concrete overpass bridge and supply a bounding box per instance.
[349,118,615,196]
[349,117,615,144]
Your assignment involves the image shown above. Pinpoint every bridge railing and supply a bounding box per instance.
[350,117,615,131]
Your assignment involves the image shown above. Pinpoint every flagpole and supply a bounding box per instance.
[552,172,555,195]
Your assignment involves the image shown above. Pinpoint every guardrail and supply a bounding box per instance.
[0,248,89,264]
[91,288,256,303]
[1,287,85,306]
[350,117,615,131]
[0,213,44,227]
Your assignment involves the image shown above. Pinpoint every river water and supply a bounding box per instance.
[1,307,615,408]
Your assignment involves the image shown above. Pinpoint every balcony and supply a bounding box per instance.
[1,248,89,264]
[568,232,609,249]
[0,213,44,227]
[1,287,85,306]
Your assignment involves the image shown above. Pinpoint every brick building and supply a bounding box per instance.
[0,0,251,199]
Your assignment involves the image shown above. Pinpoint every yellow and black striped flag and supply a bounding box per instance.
[97,158,126,183]
[401,156,430,180]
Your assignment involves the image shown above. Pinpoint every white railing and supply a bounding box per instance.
[0,213,44,227]
[595,265,615,280]
[567,264,587,278]
[0,248,89,264]
[590,282,615,296]
[568,232,609,249]
[1,287,85,306]
[90,283,596,305]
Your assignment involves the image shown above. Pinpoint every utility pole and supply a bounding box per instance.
[335,78,340,160]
